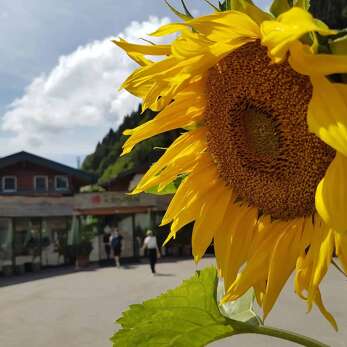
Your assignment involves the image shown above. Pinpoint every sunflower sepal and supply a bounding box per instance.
[201,0,220,12]
[294,0,310,11]
[270,0,291,17]
[329,34,347,55]
[217,279,262,326]
[165,0,193,22]
[329,35,347,82]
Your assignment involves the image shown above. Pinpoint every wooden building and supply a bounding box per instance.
[75,169,171,260]
[0,151,96,275]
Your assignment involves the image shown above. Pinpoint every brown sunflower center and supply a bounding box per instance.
[205,41,335,220]
[243,107,280,158]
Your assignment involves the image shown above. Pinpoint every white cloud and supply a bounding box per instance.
[1,16,170,158]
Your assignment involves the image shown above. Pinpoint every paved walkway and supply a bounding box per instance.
[0,257,346,347]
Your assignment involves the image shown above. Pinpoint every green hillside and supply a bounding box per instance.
[82,105,180,183]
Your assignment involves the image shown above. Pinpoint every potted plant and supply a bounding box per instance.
[66,216,97,268]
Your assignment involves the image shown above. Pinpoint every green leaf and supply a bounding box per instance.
[165,0,192,21]
[270,0,291,17]
[218,1,227,11]
[201,0,220,12]
[180,0,194,18]
[145,174,185,195]
[329,35,347,55]
[145,180,178,195]
[112,267,236,347]
[217,279,262,326]
[329,35,347,83]
[112,267,330,347]
[293,0,310,10]
[217,0,256,11]
[230,0,255,11]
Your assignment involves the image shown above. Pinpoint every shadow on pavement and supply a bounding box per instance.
[0,265,100,288]
[0,255,214,287]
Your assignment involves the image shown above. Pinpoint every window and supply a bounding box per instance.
[34,176,48,192]
[55,176,69,191]
[2,176,17,193]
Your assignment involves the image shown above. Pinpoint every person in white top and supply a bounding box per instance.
[142,230,160,274]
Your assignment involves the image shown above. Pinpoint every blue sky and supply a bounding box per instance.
[1,0,270,167]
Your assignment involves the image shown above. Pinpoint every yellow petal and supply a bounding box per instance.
[133,128,207,193]
[143,37,250,110]
[122,81,206,154]
[113,39,171,55]
[215,204,258,290]
[223,224,281,303]
[235,2,272,25]
[335,231,347,273]
[192,181,233,262]
[315,153,347,233]
[187,10,260,42]
[171,31,213,59]
[314,289,338,331]
[262,220,303,318]
[293,220,337,328]
[261,7,335,62]
[308,76,347,157]
[113,39,153,66]
[305,223,337,329]
[150,23,188,37]
[309,228,334,301]
[121,55,178,102]
[295,253,311,300]
[152,10,260,42]
[162,154,217,227]
[289,41,347,76]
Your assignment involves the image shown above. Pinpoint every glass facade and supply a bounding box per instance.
[13,218,45,272]
[0,219,13,275]
[0,216,72,276]
[41,218,70,266]
[0,211,170,276]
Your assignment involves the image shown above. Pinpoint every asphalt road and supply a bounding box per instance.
[0,257,346,347]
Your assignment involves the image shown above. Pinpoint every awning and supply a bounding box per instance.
[74,206,151,216]
[74,192,171,215]
[0,196,74,217]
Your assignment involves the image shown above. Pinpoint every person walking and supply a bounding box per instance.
[103,225,111,261]
[143,230,160,274]
[110,228,123,268]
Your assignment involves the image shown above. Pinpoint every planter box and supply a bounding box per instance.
[77,255,90,267]
[24,262,41,272]
[2,264,13,276]
[32,262,41,272]
[15,264,25,275]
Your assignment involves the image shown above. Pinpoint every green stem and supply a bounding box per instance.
[235,324,330,347]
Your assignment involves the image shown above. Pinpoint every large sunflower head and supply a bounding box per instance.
[114,0,347,328]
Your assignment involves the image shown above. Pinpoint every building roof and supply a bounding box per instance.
[0,151,96,184]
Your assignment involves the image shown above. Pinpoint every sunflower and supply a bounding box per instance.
[114,2,347,328]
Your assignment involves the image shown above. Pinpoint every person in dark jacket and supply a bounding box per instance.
[110,228,123,268]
